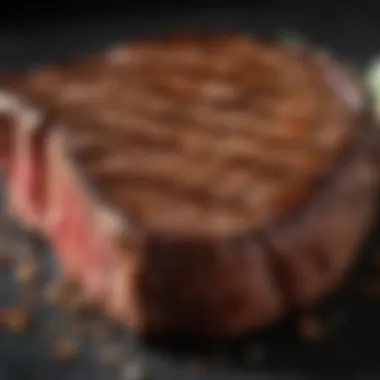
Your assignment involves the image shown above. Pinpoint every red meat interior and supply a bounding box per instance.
[10,153,43,226]
[47,173,106,300]
[10,134,46,229]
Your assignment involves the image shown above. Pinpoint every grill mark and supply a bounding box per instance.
[66,105,333,171]
[65,129,330,198]
[25,36,358,231]
[62,119,344,226]
[40,50,344,153]
[55,80,348,165]
[75,137,319,196]
[36,59,349,184]
[75,131,329,180]
[71,72,334,148]
[79,152,315,229]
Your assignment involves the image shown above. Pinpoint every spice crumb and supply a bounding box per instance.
[91,320,116,342]
[122,360,147,380]
[15,260,39,283]
[99,344,124,367]
[297,314,326,341]
[44,281,77,307]
[4,309,30,333]
[53,338,79,364]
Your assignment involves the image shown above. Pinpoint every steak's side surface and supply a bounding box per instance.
[40,36,379,337]
[51,122,377,338]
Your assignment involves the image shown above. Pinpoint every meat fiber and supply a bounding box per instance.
[0,35,379,337]
[0,89,48,230]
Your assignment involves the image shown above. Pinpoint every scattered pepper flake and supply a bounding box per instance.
[15,259,39,283]
[4,308,30,333]
[53,338,79,364]
[121,359,148,380]
[44,280,77,308]
[297,314,326,342]
[99,343,124,367]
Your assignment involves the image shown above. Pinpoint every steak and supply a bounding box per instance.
[0,35,379,337]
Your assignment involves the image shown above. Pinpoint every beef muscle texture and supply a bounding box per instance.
[0,87,52,231]
[2,35,380,337]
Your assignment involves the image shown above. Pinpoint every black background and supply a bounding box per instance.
[0,2,379,71]
[1,2,380,379]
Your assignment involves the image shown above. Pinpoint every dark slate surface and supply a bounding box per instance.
[0,4,380,380]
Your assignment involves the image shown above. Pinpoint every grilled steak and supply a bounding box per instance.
[0,35,378,337]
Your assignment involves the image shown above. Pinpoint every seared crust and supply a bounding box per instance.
[1,34,379,337]
[53,37,378,336]
[35,37,362,230]
[135,132,377,336]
